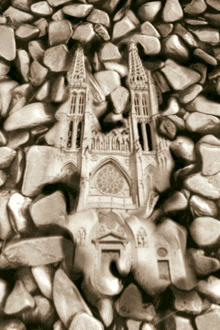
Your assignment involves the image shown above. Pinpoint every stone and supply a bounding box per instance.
[197,136,220,176]
[189,249,220,276]
[125,9,140,26]
[47,0,70,6]
[184,0,207,15]
[174,164,196,183]
[186,95,220,116]
[110,86,129,114]
[204,13,220,27]
[29,190,67,228]
[162,97,180,116]
[156,23,173,38]
[4,280,35,314]
[161,59,201,90]
[104,62,128,77]
[170,136,196,163]
[15,49,30,83]
[161,190,188,213]
[115,283,156,321]
[87,9,110,27]
[99,42,121,62]
[30,61,48,86]
[10,149,25,185]
[8,193,34,235]
[16,267,38,294]
[138,1,162,22]
[0,190,15,240]
[195,309,220,330]
[96,298,114,326]
[207,0,220,11]
[171,287,202,314]
[0,147,16,169]
[194,48,218,66]
[63,4,93,17]
[53,268,92,327]
[53,320,66,330]
[112,16,136,40]
[0,278,8,310]
[0,26,16,61]
[0,79,18,117]
[189,27,220,44]
[33,18,48,37]
[103,112,123,123]
[159,116,177,139]
[1,236,73,267]
[174,23,198,47]
[0,319,26,330]
[12,0,32,12]
[4,103,55,131]
[72,23,95,44]
[0,58,10,76]
[0,171,7,187]
[52,8,65,21]
[190,195,218,218]
[51,75,67,102]
[35,80,50,102]
[184,17,208,25]
[141,21,160,38]
[186,112,220,134]
[102,0,121,13]
[31,1,53,16]
[141,324,157,330]
[126,319,142,330]
[94,70,121,96]
[197,276,220,304]
[214,48,220,61]
[163,315,194,330]
[69,313,104,330]
[152,71,170,93]
[31,265,54,299]
[43,44,70,72]
[15,24,40,41]
[190,217,220,247]
[0,131,7,146]
[162,34,189,60]
[94,24,110,41]
[3,6,34,28]
[162,0,183,22]
[178,84,203,104]
[48,20,73,46]
[132,34,161,55]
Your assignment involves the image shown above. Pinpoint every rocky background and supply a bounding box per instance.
[1,0,220,329]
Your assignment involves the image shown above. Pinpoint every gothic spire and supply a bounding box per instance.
[67,46,87,88]
[128,42,148,90]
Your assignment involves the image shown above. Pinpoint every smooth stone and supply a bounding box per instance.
[168,114,185,131]
[190,195,218,218]
[115,284,156,321]
[174,163,196,183]
[132,34,161,55]
[4,280,35,314]
[162,97,179,116]
[94,23,110,41]
[53,268,92,327]
[156,23,173,38]
[204,13,220,27]
[112,16,136,40]
[48,20,72,46]
[47,0,70,6]
[92,101,108,118]
[3,6,34,28]
[96,298,114,327]
[69,313,104,330]
[0,147,16,169]
[0,170,7,186]
[31,265,54,299]
[159,116,177,139]
[141,21,160,38]
[103,112,123,123]
[194,48,218,66]
[51,75,67,103]
[8,193,34,235]
[207,0,220,11]
[33,18,48,37]
[190,217,220,247]
[99,42,121,62]
[9,149,25,186]
[174,23,198,47]
[189,249,220,276]
[189,27,220,44]
[29,190,67,228]
[162,0,183,22]
[63,4,93,17]
[16,267,38,294]
[0,26,16,61]
[53,320,66,330]
[0,58,10,76]
[12,0,32,12]
[15,24,40,41]
[125,9,140,26]
[4,103,55,131]
[0,79,18,117]
[185,17,208,25]
[110,86,129,114]
[152,71,170,93]
[2,236,73,267]
[43,44,70,72]
[186,95,220,116]
[138,1,162,22]
[52,8,65,21]
[0,319,26,330]
[141,324,157,330]
[161,190,188,213]
[163,315,194,330]
[171,286,202,314]
[178,84,203,104]
[15,49,30,83]
[126,319,142,330]
[185,171,220,199]
[0,278,8,310]
[31,1,53,16]
[72,23,95,44]
[184,0,207,14]
[162,34,189,60]
[197,276,220,304]
[161,59,201,90]
[31,126,48,137]
[209,67,220,80]
[198,138,220,176]
[170,136,196,163]
[35,80,50,102]
[0,131,7,146]
[186,112,220,133]
[0,190,15,240]
[94,70,121,96]
[195,309,220,330]
[30,61,48,86]
[104,62,128,77]
[11,83,34,104]
[87,9,110,27]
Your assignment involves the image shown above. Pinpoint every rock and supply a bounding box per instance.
[52,8,65,21]
[12,0,32,12]
[53,320,66,330]
[31,1,53,16]
[112,16,136,40]
[174,164,196,183]
[190,217,220,247]
[0,190,15,240]
[0,131,7,146]
[87,9,110,27]
[0,79,18,117]
[10,149,25,186]
[204,13,220,27]
[35,80,50,102]
[48,20,73,46]
[138,1,162,22]
[161,190,188,213]
[190,195,218,218]
[16,267,38,294]
[115,284,156,321]
[0,319,26,330]
[178,84,203,103]
[94,70,121,96]
[96,298,114,327]
[94,23,110,41]
[2,236,73,267]
[30,61,48,86]
[159,116,177,139]
[184,0,207,15]
[162,0,183,22]
[63,4,93,17]
[0,147,16,169]
[163,315,194,330]
[110,86,129,114]
[125,9,140,26]
[15,24,40,41]
[213,47,220,61]
[132,34,161,55]
[53,268,92,327]
[99,42,121,62]
[43,44,70,72]
[0,278,8,310]
[156,23,173,37]
[102,0,121,13]
[174,23,198,47]
[170,136,196,163]
[15,49,30,83]
[31,265,54,299]
[194,48,218,66]
[4,103,55,131]
[69,313,104,330]
[189,249,220,276]
[197,276,220,304]
[186,95,220,116]
[189,27,220,44]
[162,34,189,60]
[184,17,208,25]
[206,0,220,11]
[33,17,48,37]
[0,170,7,187]
[47,0,70,6]
[141,324,157,330]
[4,280,35,315]
[29,190,67,228]
[190,62,207,84]
[152,71,170,93]
[171,286,202,314]
[104,62,128,77]
[103,112,123,123]
[51,75,67,103]
[186,112,220,134]
[141,21,160,38]
[195,309,220,330]
[0,26,16,61]
[126,319,142,330]
[185,171,220,199]
[3,6,34,28]
[72,23,95,44]
[0,58,10,76]
[162,97,179,117]
[161,59,201,90]
[198,136,220,176]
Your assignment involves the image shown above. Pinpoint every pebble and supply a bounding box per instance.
[0,131,7,146]
[15,24,40,41]
[185,171,220,199]
[159,116,177,139]
[186,112,220,133]
[113,16,136,40]
[104,62,128,77]
[0,170,7,187]
[35,80,50,102]
[3,6,34,28]
[99,42,121,62]
[44,44,71,72]
[161,59,201,90]
[162,34,189,60]
[11,0,32,12]
[194,48,218,66]
[94,70,121,96]
[195,309,220,330]
[162,0,183,22]
[16,267,38,294]
[174,23,198,47]
[0,58,10,76]
[47,0,71,6]
[174,163,196,183]
[31,265,54,299]
[0,147,16,169]
[4,280,35,314]
[156,23,173,38]
[0,190,15,240]
[69,313,104,330]
[51,75,67,103]
[171,286,202,314]
[163,315,194,330]
[72,23,95,44]
[0,278,8,310]
[15,49,30,83]
[141,324,157,330]
[0,79,18,117]
[162,97,180,116]
[178,84,203,104]
[132,34,161,55]
[53,320,66,330]
[184,0,207,15]
[31,1,53,16]
[197,276,220,304]
[96,298,114,327]
[161,190,188,213]
[170,136,196,163]
[189,249,220,275]
[126,319,142,330]
[87,9,110,27]
[138,1,162,22]
[30,61,48,86]
[48,20,72,46]
[94,23,110,41]
[141,21,160,38]
[190,195,218,218]
[152,71,170,93]
[186,95,220,116]
[198,136,220,176]
[33,17,48,37]
[4,102,55,131]
[190,62,207,84]
[0,26,16,61]
[10,149,25,185]
[190,216,220,247]
[206,0,220,11]
[0,319,26,330]
[110,86,129,114]
[189,27,220,44]
[204,13,220,27]
[28,41,44,63]
[125,9,140,26]
[63,4,93,18]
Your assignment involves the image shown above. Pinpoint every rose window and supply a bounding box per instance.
[95,164,126,195]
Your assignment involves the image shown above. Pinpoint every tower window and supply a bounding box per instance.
[76,121,82,148]
[134,93,141,116]
[146,123,153,151]
[78,92,85,114]
[142,93,148,116]
[67,121,73,148]
[70,92,77,114]
[138,123,144,150]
